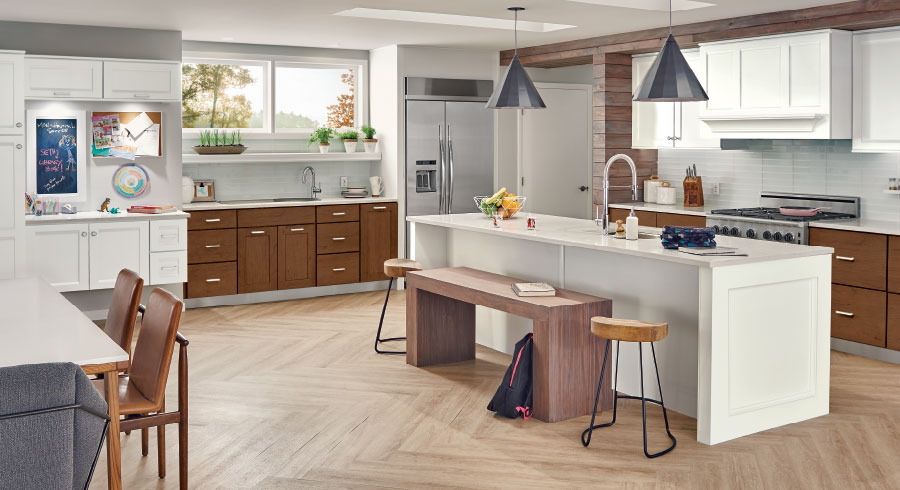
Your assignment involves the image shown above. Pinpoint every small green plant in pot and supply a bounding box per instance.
[193,129,247,155]
[309,127,336,154]
[340,130,359,153]
[361,125,378,152]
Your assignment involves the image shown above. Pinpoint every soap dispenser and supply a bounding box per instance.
[625,207,639,240]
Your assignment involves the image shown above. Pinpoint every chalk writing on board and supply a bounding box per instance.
[36,118,78,195]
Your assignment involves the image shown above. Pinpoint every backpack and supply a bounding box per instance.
[487,333,534,419]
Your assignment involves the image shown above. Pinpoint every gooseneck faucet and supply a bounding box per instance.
[301,166,322,199]
[596,154,639,233]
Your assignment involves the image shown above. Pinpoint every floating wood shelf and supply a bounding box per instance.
[182,152,382,165]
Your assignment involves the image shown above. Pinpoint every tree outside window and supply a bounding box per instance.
[182,60,265,129]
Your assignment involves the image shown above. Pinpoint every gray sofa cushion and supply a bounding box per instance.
[0,362,108,490]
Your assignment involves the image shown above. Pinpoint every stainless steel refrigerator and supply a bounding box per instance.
[405,77,494,219]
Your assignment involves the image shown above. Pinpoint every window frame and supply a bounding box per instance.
[181,57,271,134]
[181,52,367,138]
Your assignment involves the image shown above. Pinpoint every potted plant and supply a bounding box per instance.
[309,127,336,153]
[361,125,378,152]
[340,130,359,153]
[192,129,247,155]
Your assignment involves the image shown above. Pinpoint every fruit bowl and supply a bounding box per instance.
[474,195,526,219]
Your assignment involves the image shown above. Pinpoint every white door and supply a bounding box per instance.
[103,61,180,100]
[89,221,149,290]
[519,83,592,219]
[24,57,103,99]
[853,28,900,151]
[27,223,90,291]
[0,136,25,279]
[0,52,24,135]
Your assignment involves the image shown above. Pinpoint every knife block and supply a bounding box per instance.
[683,177,705,207]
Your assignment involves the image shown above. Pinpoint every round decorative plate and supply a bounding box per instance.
[112,164,149,198]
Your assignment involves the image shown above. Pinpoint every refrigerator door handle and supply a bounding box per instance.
[448,125,454,212]
[438,124,446,214]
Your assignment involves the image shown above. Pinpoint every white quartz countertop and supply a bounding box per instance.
[809,219,900,236]
[26,210,190,224]
[408,213,833,268]
[183,196,397,211]
[608,201,720,216]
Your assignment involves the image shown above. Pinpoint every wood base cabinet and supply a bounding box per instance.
[360,203,398,282]
[317,252,360,286]
[278,225,315,290]
[187,262,237,298]
[237,227,277,293]
[831,284,886,347]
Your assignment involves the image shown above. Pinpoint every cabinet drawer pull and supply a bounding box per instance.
[835,310,855,317]
[161,266,178,271]
[91,231,97,237]
[52,91,71,96]
[332,268,346,272]
[160,234,178,239]
[205,218,221,223]
[332,212,346,216]
[290,227,305,232]
[205,244,221,248]
[205,278,221,282]
[332,237,346,241]
[133,93,151,98]
[250,230,265,235]
[835,256,855,262]
[373,206,387,210]
[81,231,87,237]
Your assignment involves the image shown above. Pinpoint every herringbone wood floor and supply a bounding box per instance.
[92,290,900,490]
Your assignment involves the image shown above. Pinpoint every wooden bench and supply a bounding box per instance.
[405,267,613,422]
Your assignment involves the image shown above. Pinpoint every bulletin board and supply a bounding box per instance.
[91,111,163,157]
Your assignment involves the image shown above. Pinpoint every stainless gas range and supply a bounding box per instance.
[708,192,859,245]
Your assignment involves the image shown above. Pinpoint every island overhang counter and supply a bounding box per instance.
[408,213,834,445]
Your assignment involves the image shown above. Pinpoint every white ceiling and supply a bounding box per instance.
[0,0,850,51]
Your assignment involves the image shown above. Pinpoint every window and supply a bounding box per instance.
[182,55,365,134]
[181,59,267,130]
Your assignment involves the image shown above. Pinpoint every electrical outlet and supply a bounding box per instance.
[712,182,720,196]
[340,176,349,187]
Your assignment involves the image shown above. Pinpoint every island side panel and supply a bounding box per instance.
[702,254,831,445]
[405,279,476,367]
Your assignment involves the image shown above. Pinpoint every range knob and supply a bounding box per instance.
[718,225,729,235]
[763,230,773,240]
[712,225,721,234]
[773,231,784,242]
[730,227,741,237]
[784,232,795,243]
[745,229,757,239]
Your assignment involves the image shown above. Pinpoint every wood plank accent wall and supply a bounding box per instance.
[501,0,900,211]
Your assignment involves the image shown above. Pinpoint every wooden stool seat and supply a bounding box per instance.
[384,258,422,279]
[591,317,668,343]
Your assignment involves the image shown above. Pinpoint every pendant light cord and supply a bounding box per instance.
[514,9,519,55]
[669,0,672,35]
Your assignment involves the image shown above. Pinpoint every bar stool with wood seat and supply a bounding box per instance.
[582,317,676,458]
[375,258,421,354]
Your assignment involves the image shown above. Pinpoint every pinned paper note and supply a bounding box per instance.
[124,112,153,139]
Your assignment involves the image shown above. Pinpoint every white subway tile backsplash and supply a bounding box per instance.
[659,141,900,223]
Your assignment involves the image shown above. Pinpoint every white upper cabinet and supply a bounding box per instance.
[852,28,900,152]
[697,30,851,139]
[103,61,180,101]
[632,50,719,149]
[25,57,103,99]
[0,52,24,135]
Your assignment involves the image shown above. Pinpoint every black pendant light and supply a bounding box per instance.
[633,0,708,102]
[487,7,546,109]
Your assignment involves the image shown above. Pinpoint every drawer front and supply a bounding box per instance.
[237,206,315,228]
[888,293,900,351]
[317,222,360,254]
[317,252,360,286]
[609,208,656,228]
[831,285,886,347]
[655,212,706,228]
[809,228,886,290]
[149,251,187,285]
[888,236,900,294]
[188,229,236,264]
[187,262,237,298]
[317,204,360,223]
[187,210,237,230]
[150,219,187,252]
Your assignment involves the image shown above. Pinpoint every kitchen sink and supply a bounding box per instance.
[273,197,319,202]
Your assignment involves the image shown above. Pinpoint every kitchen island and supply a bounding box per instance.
[408,213,834,445]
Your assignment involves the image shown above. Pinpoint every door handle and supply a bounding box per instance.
[91,231,97,237]
[290,227,305,232]
[579,186,589,192]
[133,93,151,98]
[332,237,346,241]
[15,144,22,149]
[205,244,221,248]
[447,125,454,213]
[332,268,346,272]
[438,125,446,214]
[373,206,387,210]
[332,212,346,216]
[205,218,221,223]
[161,266,178,271]
[835,256,855,262]
[53,91,71,96]
[205,278,221,283]
[81,232,87,237]
[250,230,265,235]
[161,234,177,239]
[835,310,854,317]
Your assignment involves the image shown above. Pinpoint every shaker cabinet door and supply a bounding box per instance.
[360,203,398,282]
[27,224,90,292]
[278,225,316,290]
[88,221,150,290]
[237,226,278,293]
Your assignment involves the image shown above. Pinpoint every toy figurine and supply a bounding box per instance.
[614,220,626,238]
[109,207,121,214]
[99,198,111,213]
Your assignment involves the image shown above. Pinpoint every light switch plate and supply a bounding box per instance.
[340,176,349,187]
[712,182,720,195]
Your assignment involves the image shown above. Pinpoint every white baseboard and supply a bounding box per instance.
[184,280,391,309]
[831,338,900,364]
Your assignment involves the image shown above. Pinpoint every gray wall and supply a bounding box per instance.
[182,40,368,61]
[0,21,180,60]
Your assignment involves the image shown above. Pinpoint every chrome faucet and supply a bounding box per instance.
[596,154,639,233]
[301,166,322,199]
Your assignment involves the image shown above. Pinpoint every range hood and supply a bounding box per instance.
[696,29,851,139]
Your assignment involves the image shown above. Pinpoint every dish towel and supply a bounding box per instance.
[661,226,717,249]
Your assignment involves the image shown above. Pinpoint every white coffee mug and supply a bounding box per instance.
[369,176,384,197]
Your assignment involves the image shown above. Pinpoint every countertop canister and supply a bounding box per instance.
[656,181,677,205]
[644,175,662,203]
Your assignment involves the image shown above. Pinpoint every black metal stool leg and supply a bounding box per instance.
[645,342,676,458]
[375,277,406,354]
[582,339,617,446]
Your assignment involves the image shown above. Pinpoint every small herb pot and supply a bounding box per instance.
[319,143,331,154]
[342,139,358,153]
[363,138,378,152]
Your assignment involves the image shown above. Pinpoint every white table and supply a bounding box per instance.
[0,277,129,490]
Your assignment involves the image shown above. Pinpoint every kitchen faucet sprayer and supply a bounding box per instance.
[301,166,322,199]
[596,154,639,233]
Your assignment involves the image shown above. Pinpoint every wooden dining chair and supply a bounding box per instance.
[103,269,143,357]
[92,288,189,490]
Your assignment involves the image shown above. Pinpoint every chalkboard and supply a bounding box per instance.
[35,118,79,195]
